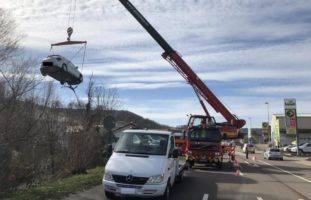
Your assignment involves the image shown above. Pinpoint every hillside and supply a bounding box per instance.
[113,110,170,130]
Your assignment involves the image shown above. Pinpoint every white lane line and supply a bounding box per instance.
[202,193,209,200]
[257,197,263,200]
[244,160,259,167]
[259,160,311,184]
[298,199,304,200]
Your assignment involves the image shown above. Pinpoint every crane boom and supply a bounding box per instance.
[119,0,246,129]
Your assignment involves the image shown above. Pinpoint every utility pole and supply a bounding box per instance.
[248,117,252,143]
[265,102,270,142]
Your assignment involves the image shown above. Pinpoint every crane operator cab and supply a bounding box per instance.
[188,115,216,128]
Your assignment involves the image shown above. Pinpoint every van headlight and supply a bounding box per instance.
[104,171,113,181]
[147,174,164,184]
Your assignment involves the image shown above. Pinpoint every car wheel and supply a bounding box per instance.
[105,191,115,200]
[62,63,67,72]
[267,157,271,160]
[299,149,303,155]
[79,74,83,82]
[160,182,171,200]
[280,158,283,161]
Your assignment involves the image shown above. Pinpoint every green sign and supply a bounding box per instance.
[284,99,297,135]
[284,98,296,109]
[262,122,269,134]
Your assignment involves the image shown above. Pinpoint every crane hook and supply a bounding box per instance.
[67,27,73,41]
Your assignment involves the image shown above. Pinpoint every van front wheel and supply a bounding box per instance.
[160,183,171,200]
[105,191,115,200]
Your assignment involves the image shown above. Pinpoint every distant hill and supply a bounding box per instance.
[53,107,170,130]
[113,110,170,130]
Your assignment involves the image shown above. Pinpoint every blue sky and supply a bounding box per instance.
[1,0,311,128]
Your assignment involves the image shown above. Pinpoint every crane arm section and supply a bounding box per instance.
[119,0,245,128]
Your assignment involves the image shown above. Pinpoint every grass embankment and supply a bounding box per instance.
[1,167,104,200]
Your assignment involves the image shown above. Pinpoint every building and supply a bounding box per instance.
[271,114,311,146]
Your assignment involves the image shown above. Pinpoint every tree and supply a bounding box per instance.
[0,8,20,65]
[65,76,121,173]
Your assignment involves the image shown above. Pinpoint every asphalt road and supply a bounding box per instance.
[64,151,311,200]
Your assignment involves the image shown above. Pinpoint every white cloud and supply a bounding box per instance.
[2,0,311,127]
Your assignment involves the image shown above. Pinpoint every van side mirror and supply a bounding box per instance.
[172,149,179,158]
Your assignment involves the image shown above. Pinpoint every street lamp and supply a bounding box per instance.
[265,102,270,125]
[265,102,270,142]
[248,117,252,142]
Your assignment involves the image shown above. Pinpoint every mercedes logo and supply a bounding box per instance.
[126,175,133,182]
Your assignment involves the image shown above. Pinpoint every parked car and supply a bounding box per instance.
[289,145,298,153]
[243,144,255,153]
[282,144,295,152]
[291,143,311,154]
[289,143,309,153]
[103,129,187,200]
[264,148,283,160]
[41,55,83,85]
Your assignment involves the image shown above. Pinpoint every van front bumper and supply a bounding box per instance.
[103,180,167,197]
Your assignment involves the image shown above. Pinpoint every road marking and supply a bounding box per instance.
[257,197,263,200]
[259,160,311,184]
[244,160,259,167]
[202,193,209,200]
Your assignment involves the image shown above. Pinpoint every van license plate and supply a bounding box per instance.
[121,188,136,194]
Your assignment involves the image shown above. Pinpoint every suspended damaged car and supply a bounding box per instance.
[40,55,83,85]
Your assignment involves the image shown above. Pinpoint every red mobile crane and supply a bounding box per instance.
[118,0,245,132]
[119,0,246,166]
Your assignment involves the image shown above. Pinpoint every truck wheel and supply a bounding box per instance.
[176,171,184,183]
[160,183,171,200]
[187,161,193,169]
[105,191,115,200]
[217,162,223,170]
[190,160,195,168]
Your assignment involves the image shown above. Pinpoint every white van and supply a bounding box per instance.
[103,129,186,200]
[243,143,255,153]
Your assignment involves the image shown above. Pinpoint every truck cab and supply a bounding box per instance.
[185,115,223,169]
[103,129,185,200]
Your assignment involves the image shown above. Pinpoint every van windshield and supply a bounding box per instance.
[114,132,169,155]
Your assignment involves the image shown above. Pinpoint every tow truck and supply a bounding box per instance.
[118,0,246,169]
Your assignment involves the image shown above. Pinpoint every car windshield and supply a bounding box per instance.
[114,132,169,155]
